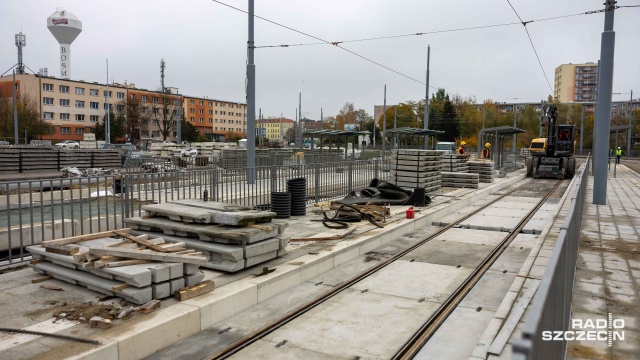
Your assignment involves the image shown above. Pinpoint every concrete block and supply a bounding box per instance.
[248,264,302,303]
[170,278,186,293]
[151,283,171,299]
[184,263,200,275]
[276,235,290,249]
[100,303,201,360]
[277,248,288,257]
[183,281,257,329]
[244,238,280,258]
[298,254,334,283]
[184,272,205,287]
[245,250,278,268]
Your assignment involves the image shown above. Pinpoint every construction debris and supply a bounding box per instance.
[61,167,121,178]
[175,280,215,301]
[41,284,64,291]
[134,299,161,314]
[27,229,207,305]
[90,316,112,329]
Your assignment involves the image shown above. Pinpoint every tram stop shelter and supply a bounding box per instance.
[383,127,445,149]
[477,126,527,169]
[303,129,369,157]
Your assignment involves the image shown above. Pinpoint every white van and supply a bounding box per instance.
[435,141,457,154]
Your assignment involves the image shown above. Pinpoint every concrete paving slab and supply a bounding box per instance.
[489,246,533,274]
[351,260,471,302]
[401,241,493,270]
[232,339,345,360]
[261,288,439,359]
[143,327,246,360]
[459,270,516,312]
[431,228,507,246]
[167,199,277,225]
[416,306,495,360]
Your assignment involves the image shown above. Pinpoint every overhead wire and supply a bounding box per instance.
[212,0,430,87]
[505,0,553,93]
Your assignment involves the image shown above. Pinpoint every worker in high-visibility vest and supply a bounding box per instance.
[616,147,622,164]
[457,141,470,157]
[482,143,491,159]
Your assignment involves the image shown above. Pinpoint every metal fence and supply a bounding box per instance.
[512,153,591,359]
[0,159,388,269]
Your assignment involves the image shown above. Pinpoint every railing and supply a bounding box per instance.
[512,153,591,359]
[0,159,388,269]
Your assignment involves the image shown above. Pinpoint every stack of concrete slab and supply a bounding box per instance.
[441,154,469,173]
[440,172,480,189]
[390,149,444,192]
[124,200,289,272]
[26,231,207,305]
[468,159,496,183]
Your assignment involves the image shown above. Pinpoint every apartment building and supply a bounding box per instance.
[256,118,295,143]
[554,62,599,103]
[0,73,125,142]
[0,73,249,142]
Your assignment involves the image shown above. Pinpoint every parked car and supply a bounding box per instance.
[435,141,457,154]
[55,140,80,149]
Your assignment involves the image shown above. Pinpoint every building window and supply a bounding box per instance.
[44,112,54,119]
[152,131,160,138]
[43,97,54,105]
[43,83,53,91]
[141,130,149,137]
[103,91,112,98]
[190,117,195,122]
[141,107,148,114]
[208,102,213,106]
[152,97,158,103]
[142,119,148,125]
[199,109,204,114]
[75,100,85,108]
[75,87,85,95]
[208,110,213,115]
[60,113,70,120]
[200,118,204,123]
[59,85,69,93]
[90,102,99,109]
[60,127,71,134]
[76,128,85,135]
[104,103,112,110]
[189,100,194,104]
[60,99,70,107]
[153,120,159,126]
[153,108,159,114]
[208,118,213,123]
[199,101,204,105]
[76,114,85,121]
[130,94,135,99]
[90,89,99,96]
[141,95,148,102]
[190,108,195,113]
[117,92,125,99]
[90,115,99,122]
[117,105,125,112]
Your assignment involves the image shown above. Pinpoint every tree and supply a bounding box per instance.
[93,110,125,143]
[335,102,356,130]
[0,93,52,143]
[429,88,459,141]
[150,91,178,141]
[116,97,148,145]
[180,119,201,143]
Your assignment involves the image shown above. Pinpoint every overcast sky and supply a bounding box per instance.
[1,0,638,120]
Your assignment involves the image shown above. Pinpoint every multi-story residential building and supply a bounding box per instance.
[554,62,599,103]
[184,96,247,139]
[0,73,248,142]
[0,73,125,142]
[256,117,295,143]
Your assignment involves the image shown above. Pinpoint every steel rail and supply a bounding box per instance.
[392,179,563,359]
[206,178,557,359]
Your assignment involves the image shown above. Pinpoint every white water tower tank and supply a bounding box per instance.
[47,8,82,79]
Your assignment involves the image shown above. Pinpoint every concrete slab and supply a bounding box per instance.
[401,241,493,270]
[167,199,277,225]
[261,288,440,359]
[459,270,516,312]
[431,228,507,246]
[351,260,471,302]
[416,306,495,360]
[233,339,344,359]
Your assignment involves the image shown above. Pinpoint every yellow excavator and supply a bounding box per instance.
[526,103,576,179]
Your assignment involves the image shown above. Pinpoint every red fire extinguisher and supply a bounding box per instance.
[406,207,415,219]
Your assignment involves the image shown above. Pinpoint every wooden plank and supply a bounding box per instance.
[175,280,215,301]
[88,247,207,265]
[45,244,79,256]
[31,275,53,283]
[113,230,170,253]
[30,259,47,265]
[112,284,131,292]
[291,227,356,242]
[72,251,89,262]
[103,259,154,268]
[42,229,132,246]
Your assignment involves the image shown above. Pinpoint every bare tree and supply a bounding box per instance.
[150,91,177,141]
[116,97,148,144]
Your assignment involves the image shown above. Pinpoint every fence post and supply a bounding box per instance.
[314,162,320,204]
[123,174,131,218]
[374,158,379,179]
[348,160,354,192]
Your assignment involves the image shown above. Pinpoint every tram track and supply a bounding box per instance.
[205,178,563,359]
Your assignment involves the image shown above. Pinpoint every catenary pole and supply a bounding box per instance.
[246,0,256,183]
[382,84,386,159]
[105,59,110,145]
[393,105,397,149]
[13,70,18,144]
[299,93,302,150]
[513,103,517,161]
[593,0,616,205]
[627,90,632,159]
[424,45,430,149]
[580,106,584,155]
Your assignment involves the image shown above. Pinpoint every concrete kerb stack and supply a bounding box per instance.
[34,170,527,360]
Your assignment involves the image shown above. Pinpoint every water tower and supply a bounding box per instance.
[47,8,82,79]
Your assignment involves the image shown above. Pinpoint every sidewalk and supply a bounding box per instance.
[568,164,640,359]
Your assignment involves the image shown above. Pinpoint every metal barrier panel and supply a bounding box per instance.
[513,154,591,359]
[0,159,389,269]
